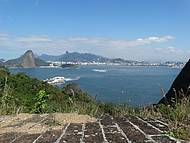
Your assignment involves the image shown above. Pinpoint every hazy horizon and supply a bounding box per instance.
[0,0,190,62]
[1,49,186,63]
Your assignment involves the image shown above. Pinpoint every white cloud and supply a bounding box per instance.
[0,34,174,49]
[0,33,188,61]
[0,33,9,41]
[16,35,52,43]
[155,46,184,54]
[39,35,173,50]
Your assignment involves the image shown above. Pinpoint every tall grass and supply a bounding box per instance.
[157,96,190,140]
[0,76,20,114]
[134,89,190,140]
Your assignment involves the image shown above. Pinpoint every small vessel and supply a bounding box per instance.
[92,69,107,73]
[44,76,80,85]
[61,64,78,68]
[44,77,65,85]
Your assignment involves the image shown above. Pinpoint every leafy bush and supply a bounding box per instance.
[31,90,49,113]
[0,68,104,116]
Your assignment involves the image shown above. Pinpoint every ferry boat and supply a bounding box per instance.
[44,77,65,85]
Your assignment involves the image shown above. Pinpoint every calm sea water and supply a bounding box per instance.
[9,65,180,107]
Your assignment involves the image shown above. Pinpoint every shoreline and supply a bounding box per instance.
[7,64,183,69]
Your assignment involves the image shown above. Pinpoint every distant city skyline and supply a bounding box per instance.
[0,0,190,61]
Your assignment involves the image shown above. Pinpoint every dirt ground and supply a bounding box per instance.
[0,113,96,134]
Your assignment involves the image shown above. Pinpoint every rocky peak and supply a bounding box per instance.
[20,50,36,67]
[24,50,34,56]
[5,50,49,68]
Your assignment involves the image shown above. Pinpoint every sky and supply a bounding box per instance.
[0,0,190,62]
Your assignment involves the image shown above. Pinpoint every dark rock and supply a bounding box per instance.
[158,59,190,105]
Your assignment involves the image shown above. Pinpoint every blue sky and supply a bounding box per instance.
[0,0,190,61]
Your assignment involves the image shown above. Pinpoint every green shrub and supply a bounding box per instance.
[31,90,49,113]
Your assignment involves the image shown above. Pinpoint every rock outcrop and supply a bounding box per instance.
[0,62,4,68]
[5,50,49,68]
[21,50,36,67]
[158,59,190,105]
[0,59,5,67]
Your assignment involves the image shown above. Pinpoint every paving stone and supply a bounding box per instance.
[151,135,177,143]
[60,123,82,143]
[128,116,162,135]
[83,122,104,143]
[115,117,149,143]
[13,133,40,143]
[143,118,157,122]
[36,129,62,143]
[143,118,169,132]
[100,115,114,126]
[147,120,169,132]
[101,116,128,143]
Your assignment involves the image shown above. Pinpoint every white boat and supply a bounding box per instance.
[92,69,107,73]
[44,77,65,85]
[44,76,80,85]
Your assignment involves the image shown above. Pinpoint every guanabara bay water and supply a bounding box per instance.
[9,65,180,107]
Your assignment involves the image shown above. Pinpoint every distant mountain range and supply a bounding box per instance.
[0,50,139,68]
[39,51,139,64]
[1,50,183,68]
[4,50,49,68]
[40,51,110,62]
[39,52,144,64]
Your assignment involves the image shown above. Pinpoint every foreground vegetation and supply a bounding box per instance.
[138,99,190,140]
[0,68,102,116]
[0,68,189,140]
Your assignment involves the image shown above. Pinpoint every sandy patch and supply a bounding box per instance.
[52,113,96,124]
[0,113,96,134]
